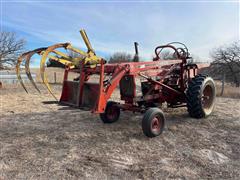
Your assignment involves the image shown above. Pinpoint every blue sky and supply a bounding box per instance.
[1,0,239,65]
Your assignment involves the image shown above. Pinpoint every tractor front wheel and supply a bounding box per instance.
[100,101,120,123]
[142,108,165,137]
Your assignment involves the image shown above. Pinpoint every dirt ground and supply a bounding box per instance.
[0,83,240,179]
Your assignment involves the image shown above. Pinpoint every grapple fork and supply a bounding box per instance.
[17,29,103,99]
[16,48,47,93]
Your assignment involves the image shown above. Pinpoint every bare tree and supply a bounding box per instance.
[108,52,132,64]
[0,32,25,69]
[68,50,85,59]
[159,50,199,63]
[159,50,174,60]
[210,42,240,87]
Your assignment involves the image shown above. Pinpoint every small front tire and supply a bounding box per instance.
[142,108,165,137]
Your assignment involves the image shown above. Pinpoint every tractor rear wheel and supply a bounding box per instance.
[100,101,120,123]
[142,108,165,137]
[186,74,216,118]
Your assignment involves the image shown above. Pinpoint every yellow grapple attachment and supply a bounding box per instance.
[17,29,103,100]
[16,47,72,94]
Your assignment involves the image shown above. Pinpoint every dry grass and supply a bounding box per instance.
[29,67,65,84]
[215,81,240,98]
[0,85,240,179]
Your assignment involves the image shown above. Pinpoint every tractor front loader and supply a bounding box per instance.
[17,30,216,137]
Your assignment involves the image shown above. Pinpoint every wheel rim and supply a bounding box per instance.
[106,106,118,120]
[151,116,161,132]
[202,84,214,111]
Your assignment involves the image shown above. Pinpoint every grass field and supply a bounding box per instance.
[0,68,239,179]
[0,81,240,179]
[215,82,240,98]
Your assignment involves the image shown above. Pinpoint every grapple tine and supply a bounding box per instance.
[40,43,70,100]
[25,47,47,93]
[52,50,71,59]
[16,54,29,93]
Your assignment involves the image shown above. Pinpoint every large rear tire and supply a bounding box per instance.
[186,74,216,118]
[100,101,120,123]
[142,108,165,137]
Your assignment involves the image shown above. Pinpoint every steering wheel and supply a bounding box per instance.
[154,42,189,60]
[154,45,181,60]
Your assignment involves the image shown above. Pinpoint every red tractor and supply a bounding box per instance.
[17,30,216,137]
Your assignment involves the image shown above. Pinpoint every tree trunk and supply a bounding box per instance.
[221,73,225,96]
